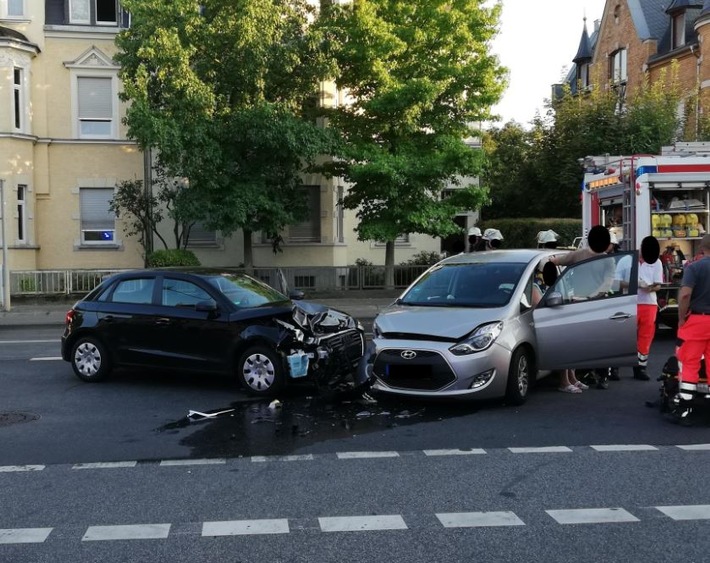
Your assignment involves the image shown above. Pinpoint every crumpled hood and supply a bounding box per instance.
[291,300,357,334]
[375,305,505,340]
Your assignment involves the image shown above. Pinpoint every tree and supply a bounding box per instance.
[318,0,506,286]
[115,0,335,270]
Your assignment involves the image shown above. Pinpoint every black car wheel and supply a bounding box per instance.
[71,337,111,382]
[505,347,532,405]
[237,345,284,396]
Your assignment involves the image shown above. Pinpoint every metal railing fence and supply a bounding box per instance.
[9,265,430,297]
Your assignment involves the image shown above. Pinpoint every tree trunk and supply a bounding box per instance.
[385,240,395,289]
[243,229,254,275]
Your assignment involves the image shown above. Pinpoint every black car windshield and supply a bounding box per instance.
[400,262,527,307]
[207,274,289,308]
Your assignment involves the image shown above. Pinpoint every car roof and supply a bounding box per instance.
[439,248,566,266]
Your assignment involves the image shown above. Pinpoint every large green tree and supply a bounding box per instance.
[115,0,334,269]
[318,0,506,286]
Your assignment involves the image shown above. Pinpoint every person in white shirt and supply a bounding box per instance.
[635,236,664,380]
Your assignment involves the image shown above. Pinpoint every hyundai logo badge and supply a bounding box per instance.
[401,350,417,360]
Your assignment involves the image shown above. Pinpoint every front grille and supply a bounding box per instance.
[319,330,365,366]
[373,349,456,391]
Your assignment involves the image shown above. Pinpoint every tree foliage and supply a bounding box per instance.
[317,0,506,283]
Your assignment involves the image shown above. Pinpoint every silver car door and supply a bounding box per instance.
[532,251,638,370]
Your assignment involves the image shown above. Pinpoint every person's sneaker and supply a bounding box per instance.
[633,366,650,381]
[574,381,589,390]
[609,368,621,381]
[667,406,695,426]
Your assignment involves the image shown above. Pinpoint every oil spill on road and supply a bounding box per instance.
[156,390,478,458]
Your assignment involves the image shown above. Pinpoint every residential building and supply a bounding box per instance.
[2,1,481,278]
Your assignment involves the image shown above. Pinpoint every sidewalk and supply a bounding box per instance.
[0,291,401,328]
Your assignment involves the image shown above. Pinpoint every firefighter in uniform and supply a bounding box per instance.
[634,236,663,381]
[673,234,710,425]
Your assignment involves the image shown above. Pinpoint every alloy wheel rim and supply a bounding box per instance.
[75,342,101,377]
[242,353,275,391]
[517,355,529,396]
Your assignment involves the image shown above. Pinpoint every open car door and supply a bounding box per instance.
[533,251,638,370]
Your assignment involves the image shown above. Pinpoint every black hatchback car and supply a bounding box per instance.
[61,270,367,396]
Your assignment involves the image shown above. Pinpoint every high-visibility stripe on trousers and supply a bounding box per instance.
[677,314,710,385]
[637,304,657,359]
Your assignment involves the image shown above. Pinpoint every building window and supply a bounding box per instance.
[6,0,23,17]
[609,48,627,84]
[69,0,118,25]
[13,67,22,131]
[336,186,344,243]
[577,62,590,89]
[17,184,26,242]
[288,186,321,243]
[80,187,115,244]
[77,76,114,138]
[672,13,685,49]
[188,221,217,246]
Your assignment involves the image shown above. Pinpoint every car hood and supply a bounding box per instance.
[291,300,358,334]
[375,304,506,340]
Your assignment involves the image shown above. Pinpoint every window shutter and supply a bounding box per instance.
[80,188,115,230]
[78,77,112,118]
[288,186,321,242]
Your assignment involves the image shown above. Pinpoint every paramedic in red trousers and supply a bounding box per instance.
[634,236,664,381]
[674,234,710,424]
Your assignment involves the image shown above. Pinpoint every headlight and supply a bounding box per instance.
[372,321,382,339]
[449,322,503,355]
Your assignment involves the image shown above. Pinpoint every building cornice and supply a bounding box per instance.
[44,25,120,41]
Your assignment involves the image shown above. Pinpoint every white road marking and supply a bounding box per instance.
[546,508,639,524]
[424,449,486,456]
[437,511,525,527]
[0,340,59,345]
[251,455,314,462]
[82,524,171,541]
[336,451,400,459]
[202,519,289,536]
[0,528,52,544]
[159,458,225,466]
[30,357,62,361]
[508,446,572,453]
[677,443,710,451]
[591,445,658,452]
[655,505,710,520]
[73,461,138,469]
[319,515,407,532]
[0,465,45,472]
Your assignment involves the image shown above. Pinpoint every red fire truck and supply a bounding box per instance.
[581,142,710,329]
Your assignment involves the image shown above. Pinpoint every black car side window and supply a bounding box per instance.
[162,279,211,308]
[111,278,155,304]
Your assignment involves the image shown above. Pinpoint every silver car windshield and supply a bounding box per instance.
[400,262,527,307]
[207,274,289,308]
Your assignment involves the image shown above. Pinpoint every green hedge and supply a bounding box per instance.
[478,218,582,249]
[146,249,201,267]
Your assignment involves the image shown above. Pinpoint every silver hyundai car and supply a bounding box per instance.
[364,249,639,404]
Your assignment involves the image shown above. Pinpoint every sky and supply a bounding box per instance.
[490,0,607,126]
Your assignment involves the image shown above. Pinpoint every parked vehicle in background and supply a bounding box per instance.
[61,270,367,396]
[363,249,639,404]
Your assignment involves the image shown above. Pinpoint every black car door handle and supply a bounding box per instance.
[609,313,631,320]
[155,318,171,326]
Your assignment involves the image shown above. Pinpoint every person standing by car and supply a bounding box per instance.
[536,230,559,249]
[467,227,482,252]
[634,236,663,380]
[673,234,710,424]
[482,228,503,250]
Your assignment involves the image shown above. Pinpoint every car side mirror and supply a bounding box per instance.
[195,299,218,312]
[544,291,563,307]
[289,290,305,301]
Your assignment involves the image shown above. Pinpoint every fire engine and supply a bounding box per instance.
[581,142,710,329]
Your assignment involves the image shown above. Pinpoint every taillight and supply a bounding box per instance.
[65,310,75,326]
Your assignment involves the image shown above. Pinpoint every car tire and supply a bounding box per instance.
[237,345,285,397]
[71,336,111,382]
[505,347,532,406]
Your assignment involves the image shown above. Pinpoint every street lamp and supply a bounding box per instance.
[0,178,10,311]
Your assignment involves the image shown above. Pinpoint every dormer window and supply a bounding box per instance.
[671,12,686,49]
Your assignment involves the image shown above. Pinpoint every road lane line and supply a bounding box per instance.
[424,449,486,456]
[655,505,710,520]
[508,446,572,453]
[251,455,314,462]
[202,519,289,536]
[591,445,658,452]
[336,451,400,459]
[0,465,45,472]
[159,458,226,466]
[437,511,525,527]
[0,528,52,544]
[30,357,62,361]
[0,340,59,344]
[319,515,407,532]
[546,508,639,524]
[82,524,171,541]
[73,461,138,469]
[677,444,710,450]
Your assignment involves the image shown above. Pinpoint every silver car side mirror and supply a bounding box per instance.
[545,291,563,307]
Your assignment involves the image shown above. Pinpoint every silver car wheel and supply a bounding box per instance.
[242,352,276,392]
[74,341,102,377]
[516,354,529,397]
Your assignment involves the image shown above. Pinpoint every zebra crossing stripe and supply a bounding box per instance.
[251,455,314,462]
[159,459,225,466]
[437,511,525,527]
[336,451,400,459]
[591,445,658,452]
[319,515,407,532]
[655,505,710,521]
[0,528,52,544]
[202,519,289,536]
[508,446,572,454]
[0,465,44,472]
[676,444,710,451]
[73,461,138,469]
[546,508,639,524]
[424,449,486,456]
[82,524,171,541]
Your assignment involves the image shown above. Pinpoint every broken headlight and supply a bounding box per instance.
[449,322,503,356]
